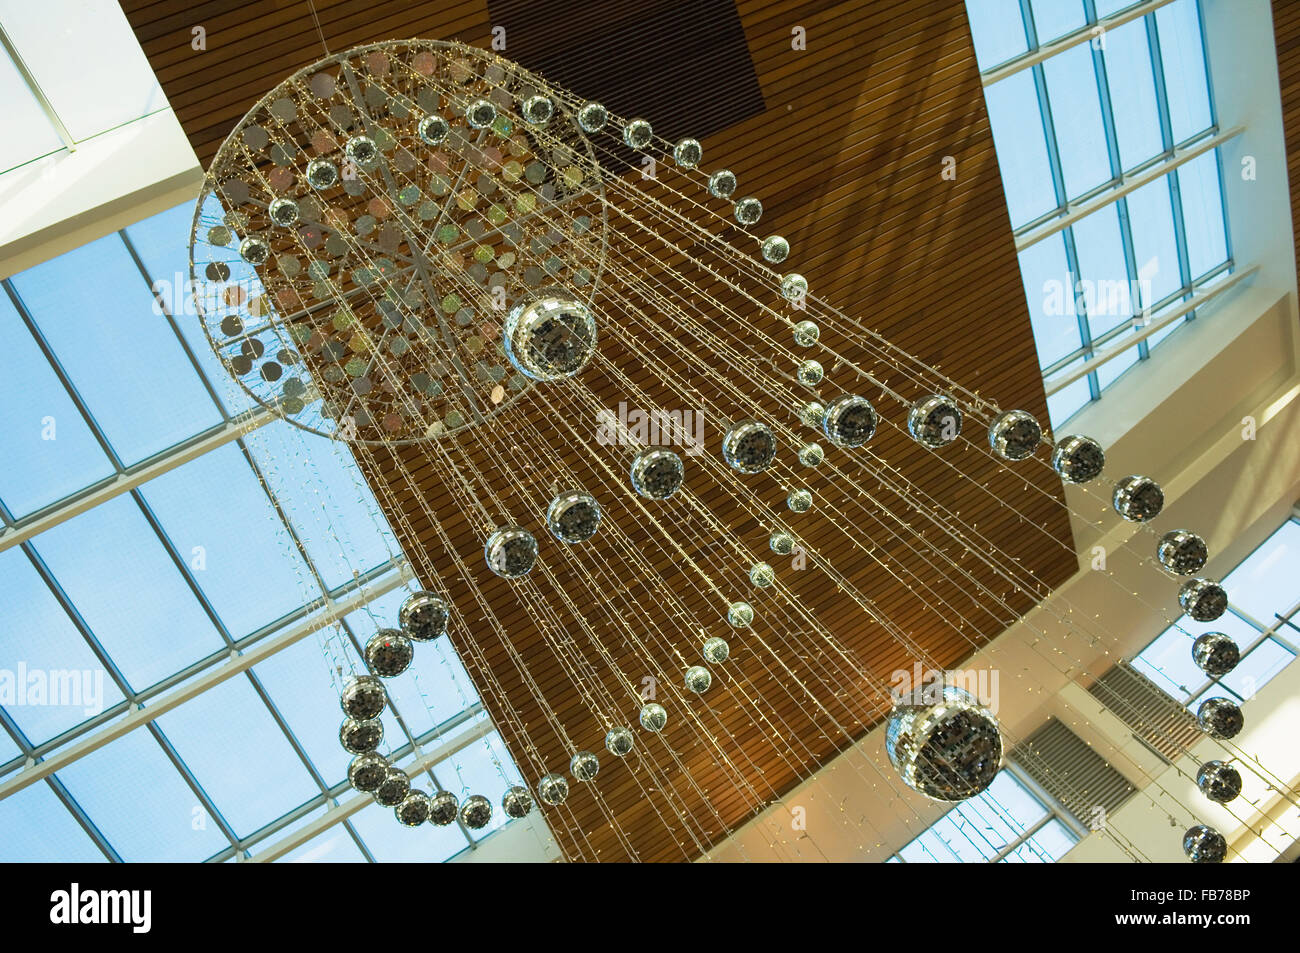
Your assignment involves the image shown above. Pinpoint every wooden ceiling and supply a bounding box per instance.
[1272,0,1300,278]
[126,0,1077,861]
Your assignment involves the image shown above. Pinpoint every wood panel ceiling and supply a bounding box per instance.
[126,0,1077,861]
[1272,0,1300,279]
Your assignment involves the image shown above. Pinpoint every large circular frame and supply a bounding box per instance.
[189,39,609,445]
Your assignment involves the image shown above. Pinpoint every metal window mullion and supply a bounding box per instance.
[145,721,241,851]
[119,229,231,425]
[2,280,124,472]
[343,818,378,862]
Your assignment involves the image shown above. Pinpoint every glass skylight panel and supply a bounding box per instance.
[1130,624,1203,702]
[0,45,64,172]
[0,292,114,519]
[1124,177,1181,305]
[29,494,227,692]
[984,71,1058,227]
[0,781,107,862]
[273,818,369,863]
[1222,520,1300,626]
[1177,150,1229,279]
[138,442,316,639]
[1000,818,1077,861]
[9,233,222,466]
[1029,0,1086,44]
[155,675,322,838]
[1101,19,1162,171]
[1018,233,1082,369]
[0,547,126,745]
[0,0,167,143]
[1220,638,1295,701]
[55,727,231,861]
[124,203,260,418]
[1156,0,1212,144]
[1070,205,1131,339]
[1094,337,1140,389]
[245,421,397,590]
[1046,358,1092,428]
[1043,43,1111,199]
[964,0,1028,70]
[346,790,470,862]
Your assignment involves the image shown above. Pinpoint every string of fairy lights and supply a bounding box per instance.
[181,38,1287,864]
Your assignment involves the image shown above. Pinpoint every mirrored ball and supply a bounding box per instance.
[1051,434,1105,484]
[605,726,634,757]
[630,449,684,499]
[521,94,554,125]
[702,636,730,663]
[466,99,497,128]
[374,767,410,807]
[537,772,570,805]
[348,752,388,793]
[908,395,963,449]
[1182,825,1227,863]
[268,197,299,227]
[570,750,599,782]
[485,526,538,579]
[763,235,790,263]
[340,674,386,721]
[787,488,813,512]
[344,135,379,169]
[417,114,450,144]
[306,158,338,189]
[734,196,763,225]
[750,562,775,587]
[365,628,413,678]
[886,686,1002,802]
[239,236,269,265]
[399,590,448,642]
[796,360,823,386]
[722,420,778,474]
[1196,696,1244,739]
[988,409,1041,461]
[459,794,493,829]
[623,118,653,149]
[639,702,668,732]
[780,273,807,301]
[727,601,754,627]
[546,490,601,543]
[503,293,598,381]
[1192,632,1239,676]
[395,791,431,827]
[1179,578,1227,622]
[823,394,877,448]
[1157,530,1208,576]
[576,102,607,133]
[339,716,383,755]
[428,790,460,826]
[1196,760,1242,804]
[769,531,795,555]
[673,137,702,168]
[685,665,712,694]
[793,320,820,347]
[708,169,737,198]
[1113,475,1164,522]
[798,442,823,467]
[502,785,535,819]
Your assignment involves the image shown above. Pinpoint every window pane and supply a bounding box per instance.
[1095,336,1140,391]
[1103,19,1162,170]
[1124,178,1181,306]
[0,547,126,745]
[154,676,320,838]
[274,818,368,863]
[1002,818,1078,861]
[1029,0,1086,44]
[984,72,1058,227]
[0,293,114,518]
[0,781,106,862]
[1156,0,1212,143]
[965,0,1028,71]
[1043,44,1110,198]
[1070,205,1131,339]
[29,494,227,692]
[54,728,230,861]
[0,47,64,172]
[1130,623,1205,702]
[1220,638,1295,701]
[1019,232,1082,368]
[9,234,222,466]
[347,788,469,862]
[138,443,314,639]
[1046,357,1093,428]
[1222,520,1300,626]
[1178,149,1229,279]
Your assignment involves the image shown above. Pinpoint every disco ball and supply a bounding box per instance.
[395,791,431,827]
[779,273,807,300]
[735,197,763,226]
[339,716,383,755]
[1051,434,1105,484]
[792,320,820,347]
[460,794,493,829]
[787,488,813,513]
[797,443,824,467]
[605,726,634,757]
[1156,530,1208,576]
[769,531,795,555]
[685,666,712,694]
[1112,475,1164,522]
[722,420,778,474]
[1179,578,1228,622]
[428,791,460,826]
[398,590,449,642]
[708,169,737,199]
[1192,632,1239,677]
[348,752,389,793]
[702,636,730,663]
[630,449,684,499]
[727,601,754,627]
[1196,697,1244,739]
[763,235,791,263]
[189,39,609,445]
[537,772,570,806]
[1182,825,1227,864]
[1196,760,1242,804]
[365,629,413,678]
[623,118,653,149]
[908,395,962,449]
[340,674,386,720]
[577,102,608,132]
[639,702,668,732]
[570,750,600,782]
[988,410,1041,461]
[749,562,775,587]
[796,359,823,385]
[374,767,411,807]
[885,685,1003,802]
[485,525,538,579]
[800,400,826,428]
[503,293,599,382]
[822,394,877,448]
[673,138,702,168]
[502,785,535,819]
[546,490,602,543]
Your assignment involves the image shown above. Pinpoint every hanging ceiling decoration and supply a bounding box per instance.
[185,37,1258,862]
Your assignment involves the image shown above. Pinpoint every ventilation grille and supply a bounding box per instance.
[1086,662,1202,763]
[1011,717,1136,826]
